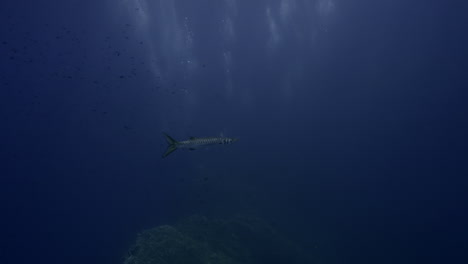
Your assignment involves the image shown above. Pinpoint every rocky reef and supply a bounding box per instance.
[124,215,313,264]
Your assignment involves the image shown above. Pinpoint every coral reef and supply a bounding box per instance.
[124,215,312,264]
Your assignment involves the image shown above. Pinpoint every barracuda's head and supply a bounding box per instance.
[223,137,238,144]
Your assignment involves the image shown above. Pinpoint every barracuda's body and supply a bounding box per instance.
[162,133,238,158]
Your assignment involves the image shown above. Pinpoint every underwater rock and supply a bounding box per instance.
[124,215,312,264]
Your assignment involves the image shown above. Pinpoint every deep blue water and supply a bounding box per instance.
[1,0,468,263]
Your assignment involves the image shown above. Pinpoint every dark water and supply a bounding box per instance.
[1,0,467,263]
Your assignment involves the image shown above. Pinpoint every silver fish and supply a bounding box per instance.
[162,132,238,158]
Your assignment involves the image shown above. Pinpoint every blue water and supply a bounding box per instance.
[1,1,467,263]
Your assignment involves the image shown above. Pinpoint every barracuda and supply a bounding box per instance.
[162,132,238,158]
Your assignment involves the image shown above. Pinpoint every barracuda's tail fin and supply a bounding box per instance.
[162,133,178,158]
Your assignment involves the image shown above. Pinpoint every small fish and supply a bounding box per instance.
[162,132,238,158]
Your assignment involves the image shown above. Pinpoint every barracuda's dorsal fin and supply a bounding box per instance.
[190,136,196,140]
